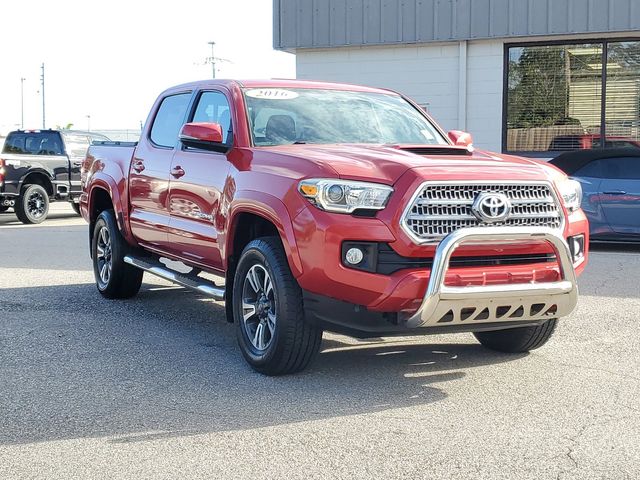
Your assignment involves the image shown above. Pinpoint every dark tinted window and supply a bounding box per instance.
[574,159,605,178]
[600,157,640,180]
[2,132,64,155]
[150,93,191,148]
[192,91,232,143]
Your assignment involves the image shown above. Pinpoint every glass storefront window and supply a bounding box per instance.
[506,43,603,152]
[605,41,640,149]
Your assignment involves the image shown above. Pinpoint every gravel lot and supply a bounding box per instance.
[1,203,639,479]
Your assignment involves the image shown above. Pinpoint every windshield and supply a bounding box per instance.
[242,88,448,147]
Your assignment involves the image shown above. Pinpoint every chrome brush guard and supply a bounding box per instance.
[401,227,578,328]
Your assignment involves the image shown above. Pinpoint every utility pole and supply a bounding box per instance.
[40,63,46,129]
[208,41,216,78]
[20,77,25,129]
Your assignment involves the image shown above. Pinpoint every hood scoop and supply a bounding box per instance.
[398,146,473,156]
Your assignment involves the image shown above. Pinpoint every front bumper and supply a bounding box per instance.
[293,204,587,312]
[401,226,578,328]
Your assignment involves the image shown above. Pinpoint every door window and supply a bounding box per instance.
[150,93,192,148]
[191,91,232,143]
[574,159,605,178]
[600,157,640,180]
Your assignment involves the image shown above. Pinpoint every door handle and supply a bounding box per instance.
[73,161,83,167]
[171,166,185,178]
[603,190,626,195]
[132,160,145,173]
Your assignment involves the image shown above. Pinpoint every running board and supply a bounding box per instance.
[123,255,225,300]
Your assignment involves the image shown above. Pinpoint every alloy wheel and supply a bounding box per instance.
[95,226,113,288]
[241,264,276,351]
[27,191,46,219]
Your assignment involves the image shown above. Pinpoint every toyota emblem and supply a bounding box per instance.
[471,192,511,223]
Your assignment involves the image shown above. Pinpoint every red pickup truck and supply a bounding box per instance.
[81,79,589,375]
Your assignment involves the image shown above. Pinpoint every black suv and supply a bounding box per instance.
[0,129,109,223]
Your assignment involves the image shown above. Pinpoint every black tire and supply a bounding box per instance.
[91,209,143,299]
[233,236,323,376]
[15,184,50,224]
[70,202,81,215]
[474,319,557,353]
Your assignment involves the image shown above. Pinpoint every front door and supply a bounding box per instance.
[129,92,192,251]
[599,156,640,236]
[166,90,233,271]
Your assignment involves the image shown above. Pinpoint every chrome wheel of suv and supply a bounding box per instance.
[242,264,276,351]
[95,226,112,289]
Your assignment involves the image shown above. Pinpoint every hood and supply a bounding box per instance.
[266,144,553,184]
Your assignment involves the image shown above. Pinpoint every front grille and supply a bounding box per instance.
[402,182,563,242]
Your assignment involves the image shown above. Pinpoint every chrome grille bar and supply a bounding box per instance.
[401,181,564,244]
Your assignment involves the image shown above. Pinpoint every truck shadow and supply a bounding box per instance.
[0,282,525,446]
[0,208,81,227]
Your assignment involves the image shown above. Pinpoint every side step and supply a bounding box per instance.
[124,255,225,300]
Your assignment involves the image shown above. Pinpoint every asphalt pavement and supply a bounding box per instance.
[0,203,639,479]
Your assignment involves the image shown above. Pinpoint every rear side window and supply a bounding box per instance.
[191,91,232,143]
[150,93,191,148]
[2,132,64,155]
[63,134,91,159]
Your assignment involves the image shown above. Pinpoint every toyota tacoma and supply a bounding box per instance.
[80,80,588,375]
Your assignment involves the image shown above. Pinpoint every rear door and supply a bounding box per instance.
[62,133,92,195]
[166,90,233,270]
[598,157,640,236]
[128,92,192,251]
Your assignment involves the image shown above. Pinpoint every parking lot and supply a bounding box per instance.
[0,203,639,479]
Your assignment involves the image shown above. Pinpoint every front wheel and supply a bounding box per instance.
[91,209,143,299]
[474,319,557,353]
[15,184,49,224]
[233,237,323,376]
[70,202,81,216]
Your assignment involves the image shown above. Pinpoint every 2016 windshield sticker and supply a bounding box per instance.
[245,89,299,100]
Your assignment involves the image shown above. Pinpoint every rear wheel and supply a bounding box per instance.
[15,184,49,224]
[474,319,557,353]
[91,209,143,299]
[70,202,81,215]
[233,237,323,375]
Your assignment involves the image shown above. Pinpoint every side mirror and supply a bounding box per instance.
[179,122,229,152]
[447,130,474,149]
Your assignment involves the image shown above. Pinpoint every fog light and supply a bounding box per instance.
[345,247,364,265]
[569,235,585,263]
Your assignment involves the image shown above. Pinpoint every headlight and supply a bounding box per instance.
[298,178,393,214]
[558,178,582,213]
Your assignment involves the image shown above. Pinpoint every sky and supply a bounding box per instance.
[0,0,296,134]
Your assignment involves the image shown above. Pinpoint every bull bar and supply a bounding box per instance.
[401,226,579,328]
